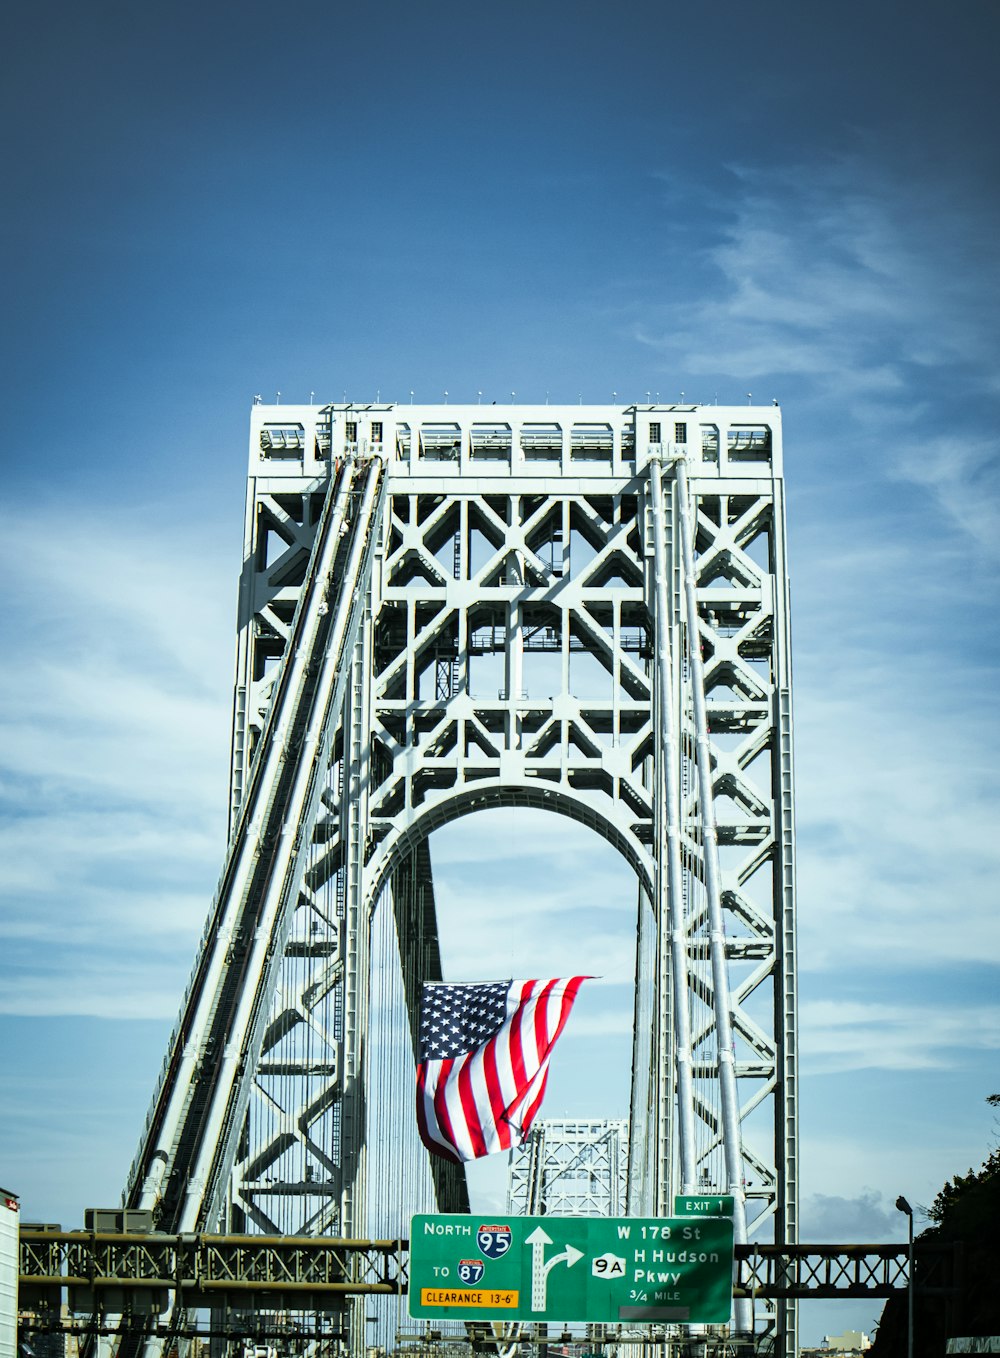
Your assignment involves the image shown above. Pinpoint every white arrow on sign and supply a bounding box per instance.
[524,1227,585,1312]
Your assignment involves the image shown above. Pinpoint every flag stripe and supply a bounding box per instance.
[436,1058,466,1162]
[447,1056,476,1160]
[506,979,532,1107]
[520,1066,550,1136]
[416,1062,461,1163]
[457,1052,486,1158]
[532,978,554,1061]
[480,1037,512,1152]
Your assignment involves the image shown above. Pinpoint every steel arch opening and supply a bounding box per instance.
[365,805,639,1225]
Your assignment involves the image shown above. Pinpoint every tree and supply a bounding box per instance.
[870,1095,1000,1355]
[925,1093,1000,1229]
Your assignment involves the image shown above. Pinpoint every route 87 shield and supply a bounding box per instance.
[409,1214,734,1324]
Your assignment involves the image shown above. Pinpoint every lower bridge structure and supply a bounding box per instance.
[91,402,801,1353]
[20,1230,953,1334]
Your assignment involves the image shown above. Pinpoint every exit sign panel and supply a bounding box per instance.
[673,1195,735,1217]
[409,1214,734,1324]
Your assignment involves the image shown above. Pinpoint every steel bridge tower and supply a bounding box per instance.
[507,1119,629,1218]
[125,401,798,1354]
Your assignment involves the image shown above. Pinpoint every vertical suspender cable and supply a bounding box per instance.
[648,455,698,1199]
[674,453,752,1333]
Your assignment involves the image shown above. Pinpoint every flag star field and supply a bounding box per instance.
[419,983,511,1062]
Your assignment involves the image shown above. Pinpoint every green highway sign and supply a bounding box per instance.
[673,1195,735,1218]
[408,1214,734,1324]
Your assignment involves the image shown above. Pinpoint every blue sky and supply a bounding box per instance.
[2,0,999,1342]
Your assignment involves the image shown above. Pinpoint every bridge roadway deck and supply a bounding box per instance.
[18,1230,959,1329]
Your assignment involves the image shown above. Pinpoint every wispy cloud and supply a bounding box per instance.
[642,156,999,390]
[635,154,1000,557]
[898,434,1000,556]
[2,506,234,1017]
[794,670,1000,974]
[801,998,1000,1074]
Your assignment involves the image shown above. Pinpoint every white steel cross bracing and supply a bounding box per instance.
[128,400,798,1356]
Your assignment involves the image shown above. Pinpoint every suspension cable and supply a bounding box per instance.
[648,455,698,1199]
[672,452,752,1333]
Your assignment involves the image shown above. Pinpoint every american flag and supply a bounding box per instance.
[416,977,588,1163]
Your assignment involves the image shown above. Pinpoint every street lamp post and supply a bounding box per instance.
[896,1195,915,1358]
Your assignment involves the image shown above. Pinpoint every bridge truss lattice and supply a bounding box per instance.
[125,401,798,1353]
